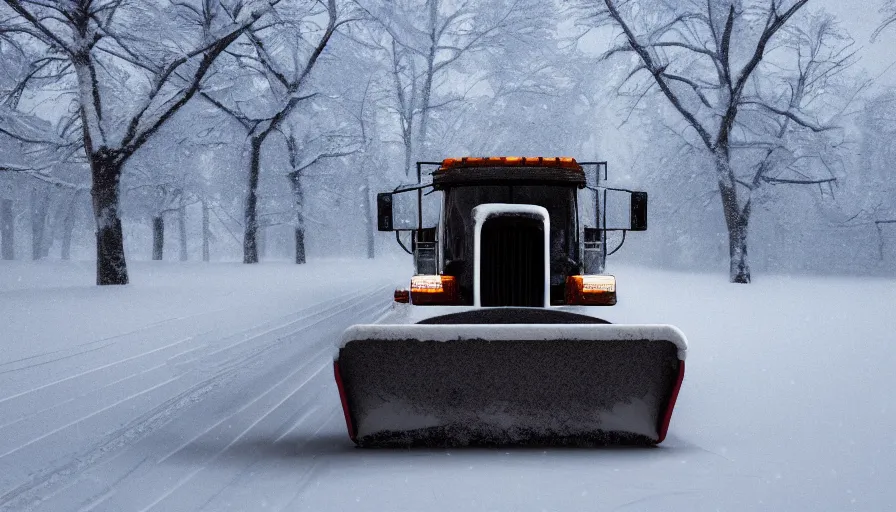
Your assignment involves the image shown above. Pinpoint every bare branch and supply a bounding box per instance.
[761,176,836,185]
[602,0,713,150]
[730,0,810,103]
[741,100,834,132]
[662,72,714,109]
[2,0,74,54]
[121,7,273,154]
[0,165,87,189]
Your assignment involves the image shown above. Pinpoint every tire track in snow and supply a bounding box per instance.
[133,299,388,512]
[0,304,352,459]
[0,337,195,405]
[0,285,392,510]
[0,305,236,372]
[0,282,379,386]
[0,286,384,462]
[0,280,384,404]
[0,376,183,459]
[134,357,335,512]
[0,342,205,431]
[270,412,343,512]
[0,284,384,431]
[93,320,377,511]
[188,335,356,512]
[79,298,386,512]
[0,305,379,511]
[198,409,340,512]
[274,403,322,443]
[156,349,332,465]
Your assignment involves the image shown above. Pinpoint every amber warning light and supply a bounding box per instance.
[409,275,459,305]
[440,156,582,171]
[566,275,617,306]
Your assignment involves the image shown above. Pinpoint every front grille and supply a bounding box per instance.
[479,216,545,307]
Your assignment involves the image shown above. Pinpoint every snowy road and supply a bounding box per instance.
[1,260,895,511]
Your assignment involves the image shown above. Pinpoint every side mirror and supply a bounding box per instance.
[377,193,393,231]
[630,191,647,231]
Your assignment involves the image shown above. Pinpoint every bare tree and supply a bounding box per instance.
[202,0,353,263]
[353,77,380,260]
[0,196,12,260]
[850,90,896,259]
[29,183,51,259]
[0,0,273,283]
[1,103,86,259]
[737,15,858,194]
[125,159,199,261]
[284,124,358,263]
[873,0,896,41]
[363,0,547,176]
[201,199,211,262]
[592,0,857,283]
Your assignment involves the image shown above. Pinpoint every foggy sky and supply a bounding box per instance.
[818,0,896,86]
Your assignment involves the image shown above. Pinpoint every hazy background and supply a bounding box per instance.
[1,0,894,281]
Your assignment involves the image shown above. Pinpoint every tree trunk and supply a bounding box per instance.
[31,187,51,261]
[295,226,305,265]
[152,216,164,261]
[243,136,262,264]
[178,204,188,262]
[61,191,80,260]
[91,149,128,285]
[362,176,375,259]
[41,228,51,258]
[201,200,210,262]
[403,138,413,178]
[288,171,306,265]
[415,0,438,164]
[1,198,13,260]
[718,180,751,284]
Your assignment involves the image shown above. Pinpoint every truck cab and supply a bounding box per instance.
[377,157,647,307]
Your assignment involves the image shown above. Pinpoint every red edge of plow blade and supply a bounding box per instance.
[333,361,356,442]
[657,360,685,443]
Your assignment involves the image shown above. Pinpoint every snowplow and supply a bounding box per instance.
[334,157,687,447]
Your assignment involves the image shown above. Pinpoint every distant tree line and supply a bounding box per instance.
[0,0,894,284]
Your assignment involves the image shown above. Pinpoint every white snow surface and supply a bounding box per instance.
[1,259,895,511]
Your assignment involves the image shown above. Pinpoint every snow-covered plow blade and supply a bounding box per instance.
[334,323,686,447]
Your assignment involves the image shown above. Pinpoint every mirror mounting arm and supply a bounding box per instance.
[606,231,627,257]
[395,231,412,255]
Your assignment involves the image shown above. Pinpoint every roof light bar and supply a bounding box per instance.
[440,156,582,171]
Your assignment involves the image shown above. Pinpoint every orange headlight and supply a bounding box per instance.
[565,275,617,306]
[410,275,460,305]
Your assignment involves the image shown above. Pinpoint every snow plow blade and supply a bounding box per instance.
[335,324,686,447]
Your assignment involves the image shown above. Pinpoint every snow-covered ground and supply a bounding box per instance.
[1,259,894,511]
